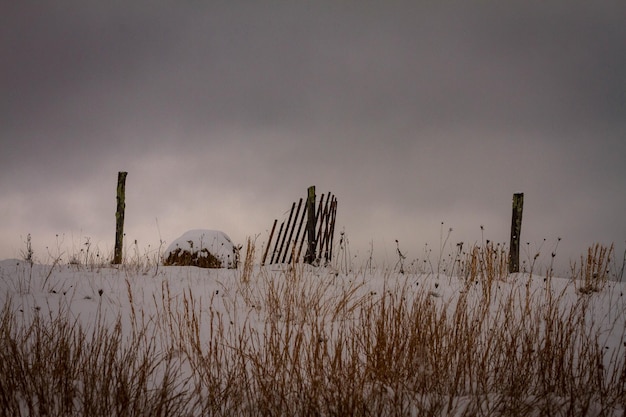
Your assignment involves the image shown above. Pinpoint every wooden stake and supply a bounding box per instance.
[509,192,524,273]
[113,172,127,264]
[304,186,316,264]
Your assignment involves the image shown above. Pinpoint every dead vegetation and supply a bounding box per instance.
[0,242,624,416]
[163,247,223,269]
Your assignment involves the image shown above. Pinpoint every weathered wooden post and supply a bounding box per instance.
[509,192,524,273]
[113,172,127,264]
[304,185,316,264]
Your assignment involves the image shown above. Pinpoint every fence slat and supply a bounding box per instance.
[312,193,326,261]
[328,199,337,261]
[270,221,285,264]
[322,196,335,262]
[276,202,296,263]
[261,219,278,266]
[289,202,308,264]
[318,193,332,261]
[282,198,303,263]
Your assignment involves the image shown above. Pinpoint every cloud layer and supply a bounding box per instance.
[2,2,625,273]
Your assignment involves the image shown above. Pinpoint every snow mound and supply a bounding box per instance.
[163,229,238,269]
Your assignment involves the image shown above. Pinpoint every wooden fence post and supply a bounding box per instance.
[509,192,524,273]
[113,172,128,264]
[304,186,316,264]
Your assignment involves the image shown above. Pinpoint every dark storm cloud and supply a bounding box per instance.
[1,1,625,272]
[3,2,624,143]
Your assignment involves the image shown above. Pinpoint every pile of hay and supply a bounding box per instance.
[163,229,238,269]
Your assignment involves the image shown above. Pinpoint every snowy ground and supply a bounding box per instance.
[1,250,625,416]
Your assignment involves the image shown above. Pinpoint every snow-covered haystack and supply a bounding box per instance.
[163,229,238,269]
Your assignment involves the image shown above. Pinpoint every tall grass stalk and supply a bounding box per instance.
[1,241,625,416]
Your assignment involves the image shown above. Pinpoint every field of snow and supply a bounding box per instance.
[1,241,625,416]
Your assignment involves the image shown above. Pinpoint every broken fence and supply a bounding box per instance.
[262,187,337,265]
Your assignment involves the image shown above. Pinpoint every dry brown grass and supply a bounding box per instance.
[240,237,256,284]
[1,241,625,416]
[163,248,223,269]
[573,243,614,294]
[0,298,191,417]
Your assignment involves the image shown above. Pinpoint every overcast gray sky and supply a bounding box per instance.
[1,1,625,274]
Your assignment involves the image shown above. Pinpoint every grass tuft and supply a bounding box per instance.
[573,243,614,294]
[1,239,625,416]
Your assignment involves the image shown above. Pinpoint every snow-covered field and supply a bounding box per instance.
[1,241,625,416]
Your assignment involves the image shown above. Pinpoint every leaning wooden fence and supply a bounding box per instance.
[262,186,338,266]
